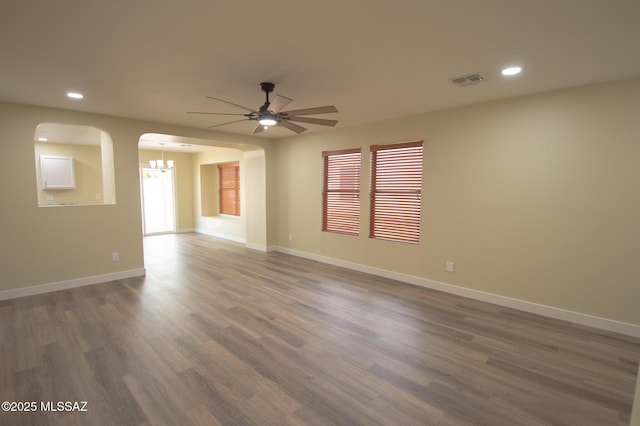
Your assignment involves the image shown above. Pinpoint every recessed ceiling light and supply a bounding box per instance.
[67,92,84,99]
[501,66,522,76]
[38,137,48,142]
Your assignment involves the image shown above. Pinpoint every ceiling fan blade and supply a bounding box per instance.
[279,120,307,134]
[187,111,248,116]
[285,116,338,127]
[252,124,264,134]
[281,105,338,116]
[207,118,250,129]
[205,96,257,113]
[268,95,292,113]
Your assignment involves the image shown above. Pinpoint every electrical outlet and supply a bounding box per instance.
[289,234,294,241]
[445,261,454,272]
[111,252,120,262]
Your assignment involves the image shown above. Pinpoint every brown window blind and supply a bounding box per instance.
[219,162,240,216]
[370,141,423,244]
[322,148,361,235]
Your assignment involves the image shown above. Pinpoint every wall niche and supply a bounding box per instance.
[34,123,116,206]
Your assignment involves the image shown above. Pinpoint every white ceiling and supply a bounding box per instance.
[35,123,104,146]
[2,0,640,141]
[138,134,219,153]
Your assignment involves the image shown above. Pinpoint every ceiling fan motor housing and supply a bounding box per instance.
[260,82,275,94]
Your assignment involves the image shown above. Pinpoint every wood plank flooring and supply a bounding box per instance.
[1,233,639,425]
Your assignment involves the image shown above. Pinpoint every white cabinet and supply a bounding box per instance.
[40,155,76,189]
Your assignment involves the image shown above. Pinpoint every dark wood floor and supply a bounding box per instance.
[1,233,639,425]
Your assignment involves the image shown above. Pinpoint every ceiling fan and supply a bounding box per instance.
[188,82,338,134]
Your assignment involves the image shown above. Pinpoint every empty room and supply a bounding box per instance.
[1,1,639,425]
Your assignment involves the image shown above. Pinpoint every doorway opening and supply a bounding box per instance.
[141,167,176,235]
[138,133,267,250]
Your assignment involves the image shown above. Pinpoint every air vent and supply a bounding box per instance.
[449,72,487,87]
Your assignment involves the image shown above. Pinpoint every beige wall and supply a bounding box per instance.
[100,130,116,205]
[244,149,267,248]
[0,102,269,292]
[35,142,103,206]
[273,77,640,326]
[138,149,195,232]
[199,163,219,217]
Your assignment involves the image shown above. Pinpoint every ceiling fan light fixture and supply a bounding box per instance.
[259,114,277,126]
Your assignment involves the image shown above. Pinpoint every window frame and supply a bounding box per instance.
[322,148,362,236]
[369,140,423,244]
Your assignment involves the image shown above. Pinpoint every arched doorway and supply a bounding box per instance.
[138,133,267,249]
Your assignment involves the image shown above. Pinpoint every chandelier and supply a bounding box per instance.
[149,143,174,169]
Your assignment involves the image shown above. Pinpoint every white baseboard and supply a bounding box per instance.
[177,228,196,233]
[245,243,268,252]
[0,269,146,301]
[194,229,265,252]
[195,228,246,244]
[271,246,640,338]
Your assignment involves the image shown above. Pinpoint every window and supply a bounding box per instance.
[370,141,423,244]
[322,148,361,235]
[219,162,240,215]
